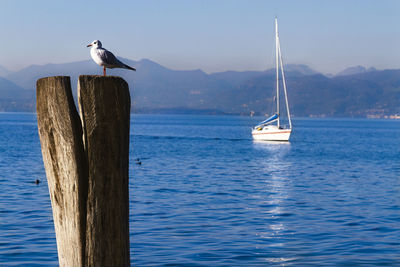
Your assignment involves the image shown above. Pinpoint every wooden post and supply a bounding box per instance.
[36,76,87,267]
[36,75,131,267]
[78,75,131,267]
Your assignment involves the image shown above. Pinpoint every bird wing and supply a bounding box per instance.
[96,48,136,71]
[96,48,124,68]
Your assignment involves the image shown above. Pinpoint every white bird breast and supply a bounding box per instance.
[90,48,105,67]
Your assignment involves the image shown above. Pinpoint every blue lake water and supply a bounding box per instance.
[0,113,399,266]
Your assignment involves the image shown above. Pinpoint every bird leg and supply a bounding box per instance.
[103,66,106,76]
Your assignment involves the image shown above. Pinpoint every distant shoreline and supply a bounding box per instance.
[1,110,399,120]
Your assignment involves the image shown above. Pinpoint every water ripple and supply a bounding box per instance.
[1,114,400,266]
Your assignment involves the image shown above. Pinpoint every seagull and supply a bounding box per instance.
[87,40,136,76]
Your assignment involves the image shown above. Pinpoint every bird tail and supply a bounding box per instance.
[124,64,136,71]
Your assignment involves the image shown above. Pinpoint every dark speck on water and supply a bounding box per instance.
[0,113,399,266]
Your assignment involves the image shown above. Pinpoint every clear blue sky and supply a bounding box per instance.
[1,0,399,74]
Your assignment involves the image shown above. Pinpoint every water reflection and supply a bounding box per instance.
[253,140,291,147]
[252,140,293,263]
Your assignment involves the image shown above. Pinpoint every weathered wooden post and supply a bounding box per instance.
[36,75,131,267]
[78,75,131,267]
[36,76,88,266]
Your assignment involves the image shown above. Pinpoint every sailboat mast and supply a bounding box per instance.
[278,44,292,129]
[275,18,280,128]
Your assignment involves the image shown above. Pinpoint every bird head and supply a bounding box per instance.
[87,40,102,48]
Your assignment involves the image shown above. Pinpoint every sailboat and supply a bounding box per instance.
[252,18,292,141]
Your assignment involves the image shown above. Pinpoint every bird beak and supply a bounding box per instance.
[87,44,92,47]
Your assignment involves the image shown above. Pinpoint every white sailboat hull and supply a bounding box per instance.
[252,127,292,141]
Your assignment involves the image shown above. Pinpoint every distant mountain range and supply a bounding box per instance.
[0,77,34,111]
[0,66,12,77]
[0,59,399,117]
[336,65,377,76]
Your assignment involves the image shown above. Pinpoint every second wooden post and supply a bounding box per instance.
[78,75,131,267]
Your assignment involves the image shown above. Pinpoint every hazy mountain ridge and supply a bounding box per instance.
[0,60,399,117]
[336,65,377,76]
[0,77,34,111]
[0,65,12,77]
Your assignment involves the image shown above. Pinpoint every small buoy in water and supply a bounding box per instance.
[135,158,140,162]
[35,179,40,185]
[135,161,142,165]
